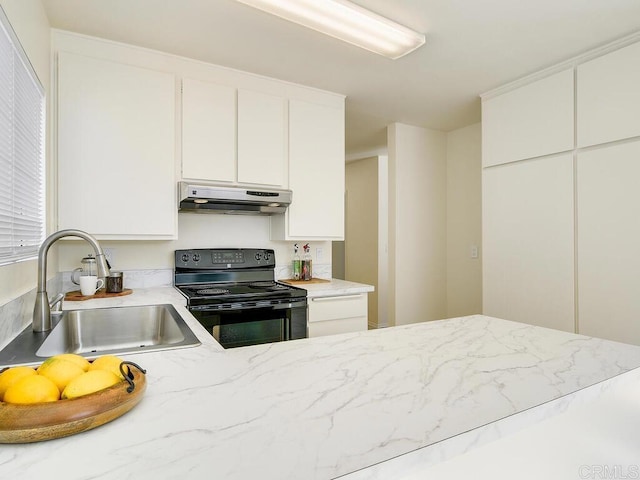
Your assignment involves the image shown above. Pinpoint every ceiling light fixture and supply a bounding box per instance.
[236,0,426,59]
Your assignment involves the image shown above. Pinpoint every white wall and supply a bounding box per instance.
[388,123,447,326]
[446,123,482,317]
[0,0,51,306]
[345,157,379,328]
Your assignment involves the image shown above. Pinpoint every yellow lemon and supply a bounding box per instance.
[3,375,60,404]
[37,357,85,392]
[52,353,90,372]
[0,366,37,401]
[61,370,121,399]
[89,355,128,380]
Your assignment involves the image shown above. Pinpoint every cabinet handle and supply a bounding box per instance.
[311,294,362,302]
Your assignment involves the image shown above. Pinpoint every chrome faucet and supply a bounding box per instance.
[33,229,110,332]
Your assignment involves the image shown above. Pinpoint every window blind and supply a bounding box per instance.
[0,6,45,265]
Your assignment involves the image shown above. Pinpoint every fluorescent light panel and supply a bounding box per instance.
[236,0,426,59]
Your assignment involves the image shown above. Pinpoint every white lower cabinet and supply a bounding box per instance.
[308,293,368,338]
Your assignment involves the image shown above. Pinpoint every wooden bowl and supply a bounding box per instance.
[0,363,146,443]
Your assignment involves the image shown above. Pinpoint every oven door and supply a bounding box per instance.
[189,299,307,349]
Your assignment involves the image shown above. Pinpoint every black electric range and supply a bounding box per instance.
[175,248,307,348]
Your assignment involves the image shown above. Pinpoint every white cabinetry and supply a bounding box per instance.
[482,38,640,344]
[181,78,235,183]
[308,293,368,338]
[181,83,286,187]
[237,89,286,187]
[482,154,575,332]
[57,52,176,239]
[482,69,574,167]
[577,41,640,148]
[271,99,345,240]
[577,140,640,344]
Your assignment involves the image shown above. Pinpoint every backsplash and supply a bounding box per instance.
[0,275,63,350]
[274,263,332,280]
[60,269,174,293]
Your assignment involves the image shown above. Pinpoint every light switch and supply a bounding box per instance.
[470,245,479,259]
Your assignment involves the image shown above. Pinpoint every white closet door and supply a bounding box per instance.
[483,154,575,332]
[577,140,640,343]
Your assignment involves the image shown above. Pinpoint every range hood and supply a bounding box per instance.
[178,182,292,215]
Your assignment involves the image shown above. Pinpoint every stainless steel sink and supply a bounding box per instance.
[0,304,201,367]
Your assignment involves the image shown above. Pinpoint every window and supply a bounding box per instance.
[0,6,45,265]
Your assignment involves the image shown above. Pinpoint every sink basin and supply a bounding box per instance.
[0,304,201,367]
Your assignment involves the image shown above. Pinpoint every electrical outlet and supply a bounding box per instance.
[470,245,478,259]
[316,247,324,263]
[104,248,116,265]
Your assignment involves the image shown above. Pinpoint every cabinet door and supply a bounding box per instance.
[57,52,176,239]
[276,99,344,240]
[482,154,575,332]
[482,69,574,167]
[182,78,235,183]
[577,41,640,148]
[237,89,286,187]
[308,294,368,338]
[577,140,640,344]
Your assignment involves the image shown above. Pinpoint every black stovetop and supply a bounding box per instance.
[176,281,306,307]
[178,281,299,298]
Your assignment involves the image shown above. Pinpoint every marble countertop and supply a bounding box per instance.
[1,287,639,479]
[383,367,640,480]
[290,278,374,298]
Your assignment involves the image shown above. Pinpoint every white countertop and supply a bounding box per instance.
[389,367,640,480]
[281,278,374,298]
[0,287,639,479]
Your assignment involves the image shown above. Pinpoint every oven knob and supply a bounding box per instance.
[263,252,271,261]
[255,252,262,261]
[192,253,201,262]
[181,253,190,263]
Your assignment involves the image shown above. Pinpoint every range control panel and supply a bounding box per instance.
[174,248,275,269]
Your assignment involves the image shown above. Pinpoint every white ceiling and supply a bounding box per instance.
[41,0,640,154]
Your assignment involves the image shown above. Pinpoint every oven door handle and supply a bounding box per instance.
[190,299,306,312]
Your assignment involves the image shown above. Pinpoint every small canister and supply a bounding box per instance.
[106,271,124,293]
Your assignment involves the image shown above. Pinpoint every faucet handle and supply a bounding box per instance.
[49,293,65,312]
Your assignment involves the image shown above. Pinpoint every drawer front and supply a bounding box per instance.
[308,294,367,323]
[308,316,367,338]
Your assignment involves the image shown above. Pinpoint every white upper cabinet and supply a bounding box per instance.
[482,69,574,167]
[181,78,236,183]
[181,84,286,187]
[57,51,176,239]
[577,41,640,148]
[237,89,286,187]
[54,30,346,241]
[272,99,345,240]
